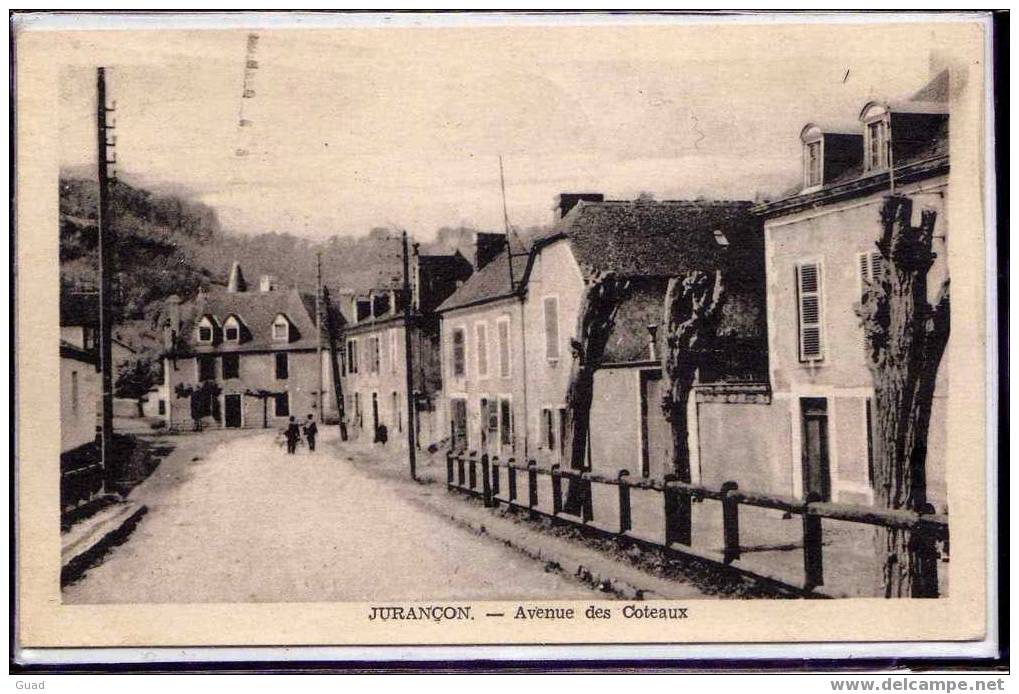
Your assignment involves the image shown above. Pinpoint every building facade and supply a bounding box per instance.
[162,263,328,431]
[752,77,950,508]
[340,248,473,449]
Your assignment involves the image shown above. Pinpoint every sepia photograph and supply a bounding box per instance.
[13,11,999,659]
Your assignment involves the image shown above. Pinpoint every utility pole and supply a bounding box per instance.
[401,230,417,480]
[498,155,515,291]
[316,251,324,421]
[96,67,117,491]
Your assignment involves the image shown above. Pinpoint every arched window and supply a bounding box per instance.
[223,315,245,343]
[272,314,290,342]
[196,315,218,344]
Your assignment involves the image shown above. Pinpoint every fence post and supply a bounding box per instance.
[551,464,563,517]
[527,460,538,519]
[617,469,632,534]
[663,474,692,546]
[457,454,465,488]
[491,457,501,500]
[508,458,518,506]
[481,454,493,508]
[581,473,593,523]
[446,451,454,489]
[721,480,740,564]
[802,491,824,590]
[913,502,941,598]
[468,452,477,492]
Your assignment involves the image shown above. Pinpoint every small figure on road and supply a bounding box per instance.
[375,423,388,446]
[285,416,301,455]
[303,414,318,452]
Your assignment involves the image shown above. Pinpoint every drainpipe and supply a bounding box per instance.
[517,292,530,459]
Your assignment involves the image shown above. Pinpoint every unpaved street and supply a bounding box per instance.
[63,430,596,603]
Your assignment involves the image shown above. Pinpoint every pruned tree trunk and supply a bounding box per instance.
[857,195,949,598]
[561,271,629,514]
[660,270,726,481]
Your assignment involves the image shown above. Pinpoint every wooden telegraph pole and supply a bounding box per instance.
[401,230,417,480]
[96,67,118,491]
[316,251,325,421]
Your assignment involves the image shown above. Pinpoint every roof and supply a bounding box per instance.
[535,199,761,281]
[436,247,527,313]
[188,286,320,352]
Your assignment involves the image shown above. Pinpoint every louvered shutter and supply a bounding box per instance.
[857,251,883,299]
[797,262,823,361]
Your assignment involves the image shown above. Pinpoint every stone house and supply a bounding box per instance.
[751,73,950,508]
[340,247,474,449]
[437,195,769,485]
[162,263,330,431]
[436,239,529,457]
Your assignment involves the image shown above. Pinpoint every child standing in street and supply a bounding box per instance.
[303,414,318,452]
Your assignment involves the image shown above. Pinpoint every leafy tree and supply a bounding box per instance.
[115,357,161,417]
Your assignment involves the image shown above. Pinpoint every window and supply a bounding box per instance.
[857,250,883,299]
[197,323,213,344]
[198,355,216,381]
[274,392,290,417]
[82,327,95,350]
[272,315,289,342]
[451,327,466,377]
[486,398,499,443]
[275,352,289,379]
[543,297,560,361]
[368,336,381,374]
[805,140,822,187]
[158,399,166,415]
[475,322,489,378]
[557,407,567,461]
[222,353,240,379]
[346,339,358,374]
[224,316,241,343]
[354,392,362,429]
[499,397,513,451]
[70,371,79,414]
[796,262,824,362]
[866,119,888,170]
[390,329,399,374]
[497,318,511,378]
[392,391,402,432]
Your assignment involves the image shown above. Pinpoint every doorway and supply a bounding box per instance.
[800,397,832,501]
[224,393,242,428]
[640,370,672,479]
[450,398,468,453]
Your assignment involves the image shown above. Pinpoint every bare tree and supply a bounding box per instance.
[856,195,949,598]
[561,271,629,514]
[659,271,725,543]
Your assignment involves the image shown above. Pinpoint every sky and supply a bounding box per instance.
[56,19,949,241]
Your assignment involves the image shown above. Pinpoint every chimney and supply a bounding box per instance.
[554,193,604,221]
[259,274,278,292]
[227,262,247,293]
[474,232,507,271]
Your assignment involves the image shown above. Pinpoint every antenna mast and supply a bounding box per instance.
[499,155,516,291]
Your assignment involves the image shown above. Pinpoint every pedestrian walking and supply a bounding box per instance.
[285,416,301,455]
[303,414,318,452]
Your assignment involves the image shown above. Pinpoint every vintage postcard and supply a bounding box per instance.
[13,12,997,657]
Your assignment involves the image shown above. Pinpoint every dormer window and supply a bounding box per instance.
[272,314,290,342]
[866,119,888,170]
[804,140,822,188]
[196,316,217,344]
[223,315,243,343]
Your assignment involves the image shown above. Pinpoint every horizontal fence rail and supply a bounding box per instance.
[445,451,949,594]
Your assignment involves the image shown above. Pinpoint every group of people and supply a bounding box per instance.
[283,414,318,455]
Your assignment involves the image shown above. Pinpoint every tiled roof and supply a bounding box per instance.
[436,247,527,312]
[60,339,97,364]
[189,286,319,353]
[542,199,761,281]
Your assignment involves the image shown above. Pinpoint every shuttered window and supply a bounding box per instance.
[475,322,488,378]
[857,250,882,299]
[543,297,560,360]
[497,318,511,378]
[451,328,466,377]
[796,262,824,362]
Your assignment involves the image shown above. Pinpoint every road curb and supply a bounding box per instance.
[61,501,148,585]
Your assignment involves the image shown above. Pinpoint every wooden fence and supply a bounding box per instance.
[446,451,949,593]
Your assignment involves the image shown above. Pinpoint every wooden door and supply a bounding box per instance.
[800,397,831,501]
[451,399,468,453]
[224,393,242,428]
[640,370,672,479]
